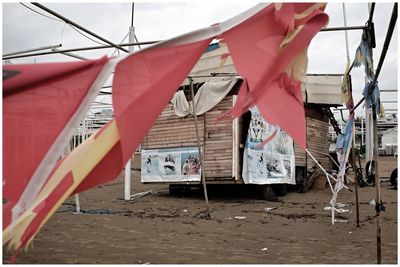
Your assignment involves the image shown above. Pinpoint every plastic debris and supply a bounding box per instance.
[264,207,276,212]
[261,248,268,251]
[324,206,349,213]
[234,216,247,220]
[130,190,153,200]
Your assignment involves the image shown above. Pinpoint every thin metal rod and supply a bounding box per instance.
[52,48,87,60]
[307,73,345,77]
[370,3,397,92]
[368,3,376,23]
[380,90,398,92]
[320,25,368,32]
[189,78,211,214]
[2,41,159,60]
[342,3,351,63]
[3,44,62,57]
[349,3,398,115]
[31,3,129,53]
[131,3,135,27]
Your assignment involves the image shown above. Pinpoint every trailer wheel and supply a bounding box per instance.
[390,168,397,189]
[259,185,278,202]
[365,160,376,184]
[272,184,288,196]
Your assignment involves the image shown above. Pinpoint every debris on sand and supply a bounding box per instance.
[264,207,276,212]
[130,190,153,200]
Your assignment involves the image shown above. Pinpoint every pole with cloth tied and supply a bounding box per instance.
[349,2,397,264]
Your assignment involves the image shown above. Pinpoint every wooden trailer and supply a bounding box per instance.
[134,42,343,195]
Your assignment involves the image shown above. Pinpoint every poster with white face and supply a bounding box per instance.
[141,147,201,183]
[242,107,295,185]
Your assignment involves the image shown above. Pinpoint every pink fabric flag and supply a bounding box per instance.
[3,57,109,229]
[4,3,328,257]
[222,3,328,148]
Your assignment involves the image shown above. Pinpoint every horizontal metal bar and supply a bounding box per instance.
[32,3,129,53]
[52,48,87,60]
[3,44,62,57]
[2,41,159,60]
[380,90,398,92]
[306,73,345,77]
[99,91,112,95]
[320,25,368,32]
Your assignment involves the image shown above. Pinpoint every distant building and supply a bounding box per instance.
[381,127,398,156]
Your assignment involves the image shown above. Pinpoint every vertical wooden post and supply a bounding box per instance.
[351,126,360,227]
[372,106,382,264]
[348,72,360,227]
[189,78,211,215]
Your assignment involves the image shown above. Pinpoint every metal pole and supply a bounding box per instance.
[74,194,81,214]
[3,44,62,57]
[361,112,364,149]
[320,25,368,32]
[189,78,211,215]
[31,3,129,53]
[51,48,87,60]
[2,41,159,60]
[124,2,136,201]
[342,3,351,63]
[368,3,376,23]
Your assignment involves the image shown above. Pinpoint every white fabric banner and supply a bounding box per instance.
[141,147,201,183]
[171,78,238,117]
[242,106,296,185]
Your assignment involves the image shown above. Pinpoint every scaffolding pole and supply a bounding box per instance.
[31,3,129,53]
[189,78,211,218]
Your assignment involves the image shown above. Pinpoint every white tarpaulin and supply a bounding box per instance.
[171,78,238,117]
[242,107,296,185]
[141,147,201,183]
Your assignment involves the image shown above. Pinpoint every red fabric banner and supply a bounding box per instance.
[3,3,328,258]
[3,57,108,229]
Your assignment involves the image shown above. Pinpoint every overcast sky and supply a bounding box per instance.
[2,2,398,118]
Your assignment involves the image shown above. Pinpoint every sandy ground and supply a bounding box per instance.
[3,170,398,264]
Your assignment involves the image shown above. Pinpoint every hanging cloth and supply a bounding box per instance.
[171,78,238,117]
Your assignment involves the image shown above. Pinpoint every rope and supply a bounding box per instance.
[305,149,334,194]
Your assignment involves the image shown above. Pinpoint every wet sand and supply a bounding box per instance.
[3,171,397,264]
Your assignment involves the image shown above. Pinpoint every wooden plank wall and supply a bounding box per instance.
[141,99,334,182]
[141,96,235,180]
[204,97,234,179]
[294,143,306,167]
[305,106,332,171]
[142,103,205,149]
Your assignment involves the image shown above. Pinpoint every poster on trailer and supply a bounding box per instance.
[141,147,201,182]
[242,106,296,185]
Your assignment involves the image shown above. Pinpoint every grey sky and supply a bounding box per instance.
[2,2,398,117]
